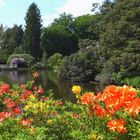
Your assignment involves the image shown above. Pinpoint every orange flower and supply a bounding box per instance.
[102,85,138,115]
[107,119,127,133]
[94,103,105,118]
[81,92,94,105]
[125,98,140,116]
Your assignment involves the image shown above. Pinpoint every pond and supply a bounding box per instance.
[0,69,104,102]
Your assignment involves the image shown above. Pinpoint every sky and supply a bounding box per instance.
[0,0,104,28]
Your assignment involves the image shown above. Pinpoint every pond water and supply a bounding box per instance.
[0,69,104,102]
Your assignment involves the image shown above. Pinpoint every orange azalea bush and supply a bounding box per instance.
[72,85,140,139]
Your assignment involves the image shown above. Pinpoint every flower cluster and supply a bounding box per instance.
[0,72,44,127]
[72,85,140,134]
[107,119,127,133]
[81,92,94,105]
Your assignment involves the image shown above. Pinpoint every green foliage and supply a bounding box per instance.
[1,25,23,54]
[7,54,35,67]
[60,51,98,82]
[122,76,140,88]
[0,49,9,63]
[47,53,63,72]
[94,0,140,84]
[41,13,79,58]
[73,14,98,40]
[23,2,42,61]
[0,25,23,63]
[0,118,44,140]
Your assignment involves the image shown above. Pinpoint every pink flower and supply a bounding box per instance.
[33,72,39,78]
[38,87,44,94]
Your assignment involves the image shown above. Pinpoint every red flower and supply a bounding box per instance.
[6,101,16,108]
[27,90,33,95]
[13,107,21,114]
[94,103,105,118]
[1,84,10,93]
[19,118,31,126]
[38,87,44,94]
[0,112,5,123]
[33,85,37,90]
[0,112,13,123]
[4,112,13,118]
[20,94,28,100]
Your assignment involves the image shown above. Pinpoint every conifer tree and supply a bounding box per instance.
[23,3,42,61]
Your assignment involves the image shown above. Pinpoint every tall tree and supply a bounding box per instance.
[2,24,23,54]
[41,13,78,58]
[23,3,42,61]
[96,0,140,83]
[0,25,23,63]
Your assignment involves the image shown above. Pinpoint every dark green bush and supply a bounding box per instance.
[98,52,140,85]
[60,50,98,82]
[0,49,9,64]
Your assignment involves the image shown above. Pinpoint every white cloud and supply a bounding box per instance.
[43,0,103,27]
[0,0,6,7]
[43,13,58,27]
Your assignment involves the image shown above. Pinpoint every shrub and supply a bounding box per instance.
[48,53,63,67]
[47,53,63,72]
[7,54,35,67]
[98,52,140,85]
[60,51,98,82]
[72,85,140,140]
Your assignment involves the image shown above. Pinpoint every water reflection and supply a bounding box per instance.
[0,70,104,102]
